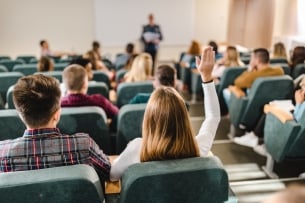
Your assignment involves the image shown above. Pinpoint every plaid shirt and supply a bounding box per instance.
[0,128,111,179]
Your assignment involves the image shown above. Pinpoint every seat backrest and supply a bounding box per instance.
[0,109,26,140]
[0,164,104,203]
[270,58,288,64]
[16,55,37,64]
[36,71,63,83]
[117,81,154,108]
[87,82,109,99]
[116,69,128,83]
[0,56,11,61]
[216,67,247,115]
[120,156,229,203]
[6,85,15,109]
[0,65,8,72]
[116,104,146,154]
[13,64,37,75]
[291,63,305,79]
[0,72,23,104]
[0,60,24,71]
[239,75,293,130]
[93,71,110,88]
[264,113,301,162]
[57,106,112,154]
[54,62,69,71]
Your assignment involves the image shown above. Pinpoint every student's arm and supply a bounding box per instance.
[109,138,142,181]
[194,47,221,156]
[234,71,256,89]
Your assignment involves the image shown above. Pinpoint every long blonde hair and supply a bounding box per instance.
[125,53,152,82]
[223,46,243,67]
[140,87,200,162]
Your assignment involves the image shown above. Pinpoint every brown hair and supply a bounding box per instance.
[13,74,61,128]
[224,46,243,67]
[273,42,287,59]
[291,46,305,68]
[140,87,200,162]
[187,40,202,56]
[62,64,87,92]
[37,56,54,72]
[155,64,176,87]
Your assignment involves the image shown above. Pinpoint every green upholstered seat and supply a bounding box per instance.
[0,164,104,203]
[54,62,69,71]
[116,69,128,83]
[116,104,146,154]
[6,85,15,109]
[0,56,11,61]
[57,106,112,154]
[0,65,8,72]
[291,63,305,79]
[16,55,37,64]
[270,58,288,64]
[35,71,63,83]
[93,71,111,89]
[216,67,247,115]
[0,72,23,104]
[0,60,24,72]
[191,71,202,96]
[87,82,109,99]
[229,75,293,132]
[120,156,229,203]
[116,81,153,108]
[12,64,37,75]
[0,109,26,140]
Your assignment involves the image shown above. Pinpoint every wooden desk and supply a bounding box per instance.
[105,155,121,194]
[264,104,294,123]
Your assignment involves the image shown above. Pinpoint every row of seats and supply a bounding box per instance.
[0,156,233,203]
[0,62,68,72]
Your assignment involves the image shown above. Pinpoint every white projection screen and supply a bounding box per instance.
[94,0,194,47]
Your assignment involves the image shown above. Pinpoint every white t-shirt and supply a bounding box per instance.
[110,82,221,181]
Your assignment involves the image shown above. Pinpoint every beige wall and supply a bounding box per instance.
[0,0,94,58]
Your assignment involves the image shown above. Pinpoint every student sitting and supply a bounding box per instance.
[61,64,118,129]
[0,74,110,180]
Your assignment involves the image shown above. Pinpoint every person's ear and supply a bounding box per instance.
[53,108,61,124]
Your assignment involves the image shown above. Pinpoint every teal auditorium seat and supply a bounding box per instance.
[0,164,104,203]
[120,156,230,203]
[36,71,63,82]
[116,81,154,108]
[0,65,8,72]
[93,71,110,89]
[216,67,247,115]
[0,109,26,140]
[115,69,128,83]
[6,85,15,109]
[180,54,196,92]
[87,82,109,99]
[54,62,68,71]
[0,60,24,72]
[116,104,146,154]
[270,57,288,64]
[13,64,37,75]
[0,56,11,61]
[16,55,36,64]
[291,63,305,79]
[228,75,293,135]
[264,110,305,177]
[271,63,291,75]
[0,72,23,104]
[57,106,112,154]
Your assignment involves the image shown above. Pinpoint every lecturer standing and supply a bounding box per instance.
[141,13,163,74]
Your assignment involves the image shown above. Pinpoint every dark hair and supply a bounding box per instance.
[92,41,100,50]
[126,43,134,54]
[253,48,270,64]
[37,56,54,72]
[155,65,176,87]
[70,57,91,68]
[291,46,305,68]
[208,41,218,54]
[13,74,61,128]
[40,40,46,47]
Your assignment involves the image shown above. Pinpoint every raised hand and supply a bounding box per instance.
[196,47,215,82]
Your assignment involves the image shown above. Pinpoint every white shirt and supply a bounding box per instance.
[110,82,221,181]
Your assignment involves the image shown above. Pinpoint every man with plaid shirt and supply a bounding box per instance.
[0,74,110,180]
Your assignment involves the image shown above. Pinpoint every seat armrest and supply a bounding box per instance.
[228,85,246,98]
[264,104,294,123]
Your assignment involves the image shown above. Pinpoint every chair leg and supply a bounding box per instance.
[262,153,279,179]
